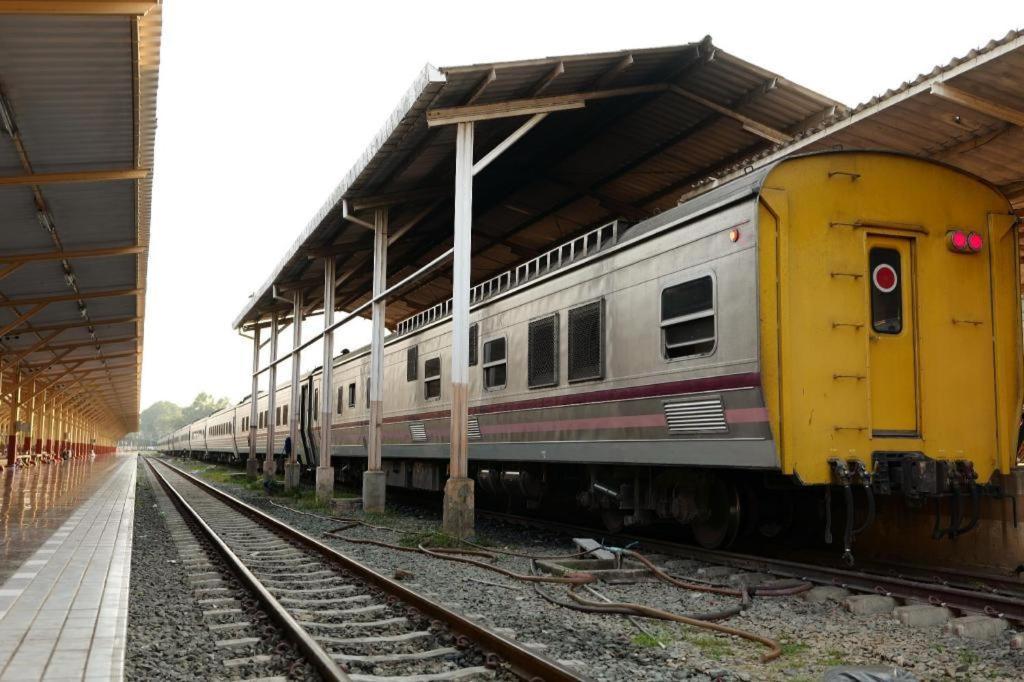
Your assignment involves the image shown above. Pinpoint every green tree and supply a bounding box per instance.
[135,392,232,442]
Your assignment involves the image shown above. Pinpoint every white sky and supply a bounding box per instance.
[140,0,1023,410]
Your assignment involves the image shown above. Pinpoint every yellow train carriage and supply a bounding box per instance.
[758,151,1021,494]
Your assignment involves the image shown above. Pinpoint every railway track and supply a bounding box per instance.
[477,509,1024,626]
[143,457,583,682]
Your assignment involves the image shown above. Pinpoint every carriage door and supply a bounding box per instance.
[867,236,918,436]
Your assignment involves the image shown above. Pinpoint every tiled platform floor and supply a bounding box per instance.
[0,455,136,681]
[0,458,125,585]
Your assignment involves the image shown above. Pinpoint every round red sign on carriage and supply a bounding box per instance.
[872,263,898,293]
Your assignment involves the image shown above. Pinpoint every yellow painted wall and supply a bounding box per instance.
[757,151,1021,485]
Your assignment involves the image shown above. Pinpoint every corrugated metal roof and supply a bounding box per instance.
[234,38,844,329]
[697,29,1024,208]
[0,2,162,438]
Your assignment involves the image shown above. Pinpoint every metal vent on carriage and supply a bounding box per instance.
[468,416,481,440]
[664,396,728,433]
[409,423,427,442]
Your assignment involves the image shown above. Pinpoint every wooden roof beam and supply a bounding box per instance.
[527,61,564,97]
[465,68,497,105]
[666,84,792,144]
[0,245,144,264]
[0,287,142,307]
[0,168,149,187]
[6,315,140,336]
[930,83,1024,128]
[426,83,667,127]
[0,1,155,14]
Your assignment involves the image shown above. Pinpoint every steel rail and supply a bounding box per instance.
[147,457,585,682]
[143,457,350,681]
[477,510,1024,624]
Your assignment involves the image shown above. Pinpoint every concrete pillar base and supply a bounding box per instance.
[284,462,301,492]
[362,470,386,513]
[263,456,277,482]
[316,466,334,503]
[246,456,259,480]
[442,477,475,539]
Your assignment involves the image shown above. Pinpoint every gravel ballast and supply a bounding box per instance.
[127,460,315,681]
[177,457,1024,682]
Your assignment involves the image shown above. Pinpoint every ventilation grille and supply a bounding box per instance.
[664,397,728,433]
[528,314,559,388]
[468,416,481,440]
[469,323,479,367]
[409,423,427,442]
[407,345,418,381]
[568,300,603,381]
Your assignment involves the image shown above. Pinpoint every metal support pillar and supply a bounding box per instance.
[264,311,279,481]
[285,291,303,491]
[363,207,388,512]
[23,380,35,455]
[442,121,476,538]
[316,256,336,503]
[247,325,261,479]
[6,368,20,466]
[35,388,46,454]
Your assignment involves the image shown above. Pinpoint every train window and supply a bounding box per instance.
[337,387,344,414]
[424,358,441,400]
[348,382,356,408]
[661,276,715,359]
[469,323,479,366]
[366,379,371,406]
[528,313,559,388]
[870,248,903,334]
[568,300,604,382]
[482,337,507,390]
[282,405,288,426]
[407,345,418,381]
[314,389,319,421]
[276,406,281,426]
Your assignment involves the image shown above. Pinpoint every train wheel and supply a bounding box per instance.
[692,477,742,549]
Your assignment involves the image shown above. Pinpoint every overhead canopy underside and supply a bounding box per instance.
[0,2,162,435]
[237,29,1024,335]
[234,38,844,330]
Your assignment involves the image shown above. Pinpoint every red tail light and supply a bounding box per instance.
[947,229,970,253]
[967,232,983,252]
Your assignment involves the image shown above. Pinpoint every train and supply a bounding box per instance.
[158,150,1023,560]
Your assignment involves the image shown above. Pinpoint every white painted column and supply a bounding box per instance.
[316,256,336,503]
[442,121,475,538]
[285,291,303,491]
[265,310,279,480]
[247,324,261,478]
[363,207,389,512]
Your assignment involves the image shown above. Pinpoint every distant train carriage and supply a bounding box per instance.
[159,151,1022,554]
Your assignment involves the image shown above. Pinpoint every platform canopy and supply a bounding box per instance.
[233,37,845,330]
[703,29,1024,212]
[0,1,162,438]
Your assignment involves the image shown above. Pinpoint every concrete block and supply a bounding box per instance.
[802,586,851,603]
[844,595,897,615]
[946,615,1008,639]
[442,476,475,539]
[362,470,386,513]
[728,572,775,587]
[893,604,952,627]
[245,456,258,480]
[663,559,704,572]
[315,466,334,504]
[262,456,276,481]
[330,497,362,514]
[283,462,301,492]
[696,565,733,579]
[1010,632,1023,649]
